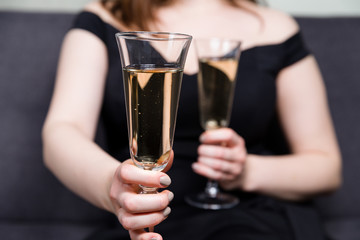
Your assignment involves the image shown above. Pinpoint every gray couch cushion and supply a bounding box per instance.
[298,17,360,240]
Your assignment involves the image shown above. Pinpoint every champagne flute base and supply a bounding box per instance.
[185,192,239,210]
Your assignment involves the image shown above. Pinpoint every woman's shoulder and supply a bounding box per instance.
[83,1,129,32]
[242,2,300,46]
[83,1,108,21]
[67,2,112,45]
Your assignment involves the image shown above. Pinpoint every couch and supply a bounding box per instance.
[1,11,360,240]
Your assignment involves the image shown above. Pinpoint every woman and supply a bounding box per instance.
[42,0,342,239]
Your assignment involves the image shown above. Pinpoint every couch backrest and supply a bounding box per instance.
[0,11,112,223]
[298,17,360,240]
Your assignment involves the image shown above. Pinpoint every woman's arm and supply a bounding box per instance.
[42,29,119,210]
[194,56,342,201]
[243,55,342,200]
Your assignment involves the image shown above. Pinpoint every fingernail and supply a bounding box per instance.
[168,191,174,202]
[163,207,171,217]
[160,175,171,186]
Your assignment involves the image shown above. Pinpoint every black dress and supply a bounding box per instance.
[72,11,325,240]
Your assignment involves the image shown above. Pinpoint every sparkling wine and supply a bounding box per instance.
[198,58,239,130]
[123,65,183,171]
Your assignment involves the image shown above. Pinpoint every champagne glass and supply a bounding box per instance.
[185,38,241,210]
[116,32,192,195]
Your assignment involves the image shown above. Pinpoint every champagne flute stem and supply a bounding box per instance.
[140,185,158,194]
[205,180,219,198]
[203,141,226,198]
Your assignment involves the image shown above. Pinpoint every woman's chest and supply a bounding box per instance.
[104,41,282,145]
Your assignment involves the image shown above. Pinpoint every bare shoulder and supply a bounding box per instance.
[83,0,125,30]
[83,1,109,20]
[242,2,300,45]
[261,6,299,37]
[258,6,299,43]
[61,1,109,47]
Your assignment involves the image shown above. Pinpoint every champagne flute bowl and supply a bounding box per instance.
[116,32,192,194]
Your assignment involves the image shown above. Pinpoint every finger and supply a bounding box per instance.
[119,160,172,188]
[198,156,242,175]
[118,207,171,230]
[129,229,163,240]
[192,162,236,181]
[198,143,247,163]
[198,145,235,161]
[119,190,174,213]
[200,128,245,147]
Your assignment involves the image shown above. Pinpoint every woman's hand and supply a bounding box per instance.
[192,128,247,191]
[109,153,174,240]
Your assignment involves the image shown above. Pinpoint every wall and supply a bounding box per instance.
[0,0,359,16]
[0,0,91,12]
[268,0,360,16]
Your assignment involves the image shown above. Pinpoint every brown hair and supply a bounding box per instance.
[101,0,259,30]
